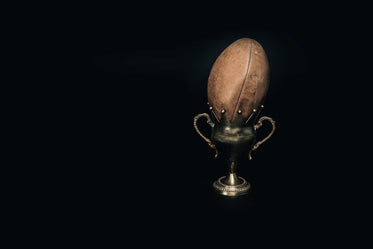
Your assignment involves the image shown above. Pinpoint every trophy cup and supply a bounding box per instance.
[193,38,276,196]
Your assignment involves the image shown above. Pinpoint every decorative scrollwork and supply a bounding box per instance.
[193,113,218,158]
[249,116,276,160]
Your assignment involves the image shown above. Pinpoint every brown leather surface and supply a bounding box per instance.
[207,38,269,122]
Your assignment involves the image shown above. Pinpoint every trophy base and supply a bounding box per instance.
[212,175,250,196]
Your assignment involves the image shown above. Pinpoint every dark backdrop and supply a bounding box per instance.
[56,4,368,246]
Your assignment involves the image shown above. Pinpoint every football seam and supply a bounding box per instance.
[232,39,254,121]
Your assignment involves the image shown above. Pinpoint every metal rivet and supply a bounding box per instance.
[221,109,225,113]
[237,110,242,114]
[261,104,264,108]
[209,106,213,110]
[253,109,257,112]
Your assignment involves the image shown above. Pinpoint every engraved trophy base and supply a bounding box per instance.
[212,173,251,196]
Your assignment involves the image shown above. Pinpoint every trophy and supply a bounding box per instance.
[193,38,276,196]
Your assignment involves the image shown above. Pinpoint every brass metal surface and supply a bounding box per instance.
[212,175,250,196]
[194,111,275,196]
[212,161,250,196]
[249,116,276,160]
[193,113,218,158]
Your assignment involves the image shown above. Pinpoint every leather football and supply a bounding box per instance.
[207,38,270,122]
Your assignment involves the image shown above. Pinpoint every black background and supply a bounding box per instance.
[38,3,370,247]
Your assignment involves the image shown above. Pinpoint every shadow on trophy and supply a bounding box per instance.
[193,38,276,196]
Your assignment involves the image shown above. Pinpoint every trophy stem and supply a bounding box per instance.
[222,161,240,186]
[213,161,250,196]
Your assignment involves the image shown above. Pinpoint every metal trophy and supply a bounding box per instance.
[193,38,276,196]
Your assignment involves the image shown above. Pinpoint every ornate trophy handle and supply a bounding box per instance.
[249,116,276,160]
[193,113,218,158]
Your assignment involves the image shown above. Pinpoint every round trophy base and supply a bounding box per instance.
[212,176,251,196]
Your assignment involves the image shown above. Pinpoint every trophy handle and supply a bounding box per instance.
[193,113,218,158]
[249,116,276,160]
